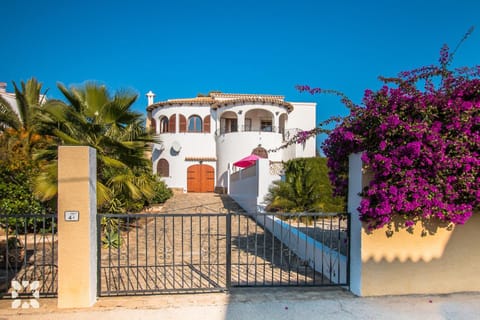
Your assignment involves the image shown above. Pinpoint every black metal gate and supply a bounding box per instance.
[1,214,57,298]
[97,212,349,296]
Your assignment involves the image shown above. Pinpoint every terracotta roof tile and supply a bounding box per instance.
[184,156,217,161]
[210,92,285,100]
[212,97,293,112]
[147,92,293,112]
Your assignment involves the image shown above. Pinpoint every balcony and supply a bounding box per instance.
[215,125,283,136]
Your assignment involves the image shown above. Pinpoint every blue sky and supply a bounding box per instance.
[2,0,479,149]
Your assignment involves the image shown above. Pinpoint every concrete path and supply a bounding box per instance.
[153,192,246,213]
[1,288,480,319]
[2,193,479,319]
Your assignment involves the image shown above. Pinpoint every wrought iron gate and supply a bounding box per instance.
[1,214,57,298]
[97,212,349,296]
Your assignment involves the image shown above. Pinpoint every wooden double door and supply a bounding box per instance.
[187,164,215,192]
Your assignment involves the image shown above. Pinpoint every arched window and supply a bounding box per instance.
[157,159,169,177]
[159,116,169,133]
[188,115,202,132]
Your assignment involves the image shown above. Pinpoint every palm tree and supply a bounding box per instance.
[0,78,56,218]
[35,82,159,212]
[0,78,47,160]
[265,158,346,213]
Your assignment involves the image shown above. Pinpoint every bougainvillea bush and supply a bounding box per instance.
[296,46,479,230]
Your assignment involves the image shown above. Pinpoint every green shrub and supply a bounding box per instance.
[265,157,346,213]
[150,179,173,204]
[0,161,55,233]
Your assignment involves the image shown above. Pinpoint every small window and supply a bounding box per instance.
[261,120,272,132]
[188,115,202,132]
[159,117,169,133]
[157,159,169,177]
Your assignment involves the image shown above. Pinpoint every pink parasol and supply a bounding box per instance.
[233,154,261,168]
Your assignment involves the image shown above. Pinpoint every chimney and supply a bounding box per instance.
[146,90,155,106]
[0,82,6,93]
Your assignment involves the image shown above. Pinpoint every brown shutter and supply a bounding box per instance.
[169,114,176,133]
[150,118,157,133]
[157,159,169,177]
[203,115,211,133]
[179,114,187,133]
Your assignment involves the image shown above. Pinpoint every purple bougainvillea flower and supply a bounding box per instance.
[315,45,480,230]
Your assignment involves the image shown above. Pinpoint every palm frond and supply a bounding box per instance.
[34,163,58,201]
[0,95,21,131]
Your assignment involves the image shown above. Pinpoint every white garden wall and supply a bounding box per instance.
[229,158,347,284]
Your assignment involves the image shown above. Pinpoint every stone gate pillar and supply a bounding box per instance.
[57,146,97,308]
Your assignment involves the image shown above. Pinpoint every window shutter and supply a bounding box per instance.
[203,115,211,133]
[169,114,176,133]
[150,118,157,133]
[179,114,187,133]
[157,159,169,177]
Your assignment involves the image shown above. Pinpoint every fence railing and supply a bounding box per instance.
[237,212,350,286]
[215,126,281,136]
[0,214,57,298]
[97,211,349,296]
[97,213,229,296]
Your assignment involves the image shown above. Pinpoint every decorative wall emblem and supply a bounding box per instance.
[11,280,41,309]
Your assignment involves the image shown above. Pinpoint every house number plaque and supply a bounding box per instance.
[64,211,79,222]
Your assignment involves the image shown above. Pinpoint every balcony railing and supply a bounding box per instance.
[215,126,283,136]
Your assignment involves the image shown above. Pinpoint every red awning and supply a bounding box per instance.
[233,154,260,168]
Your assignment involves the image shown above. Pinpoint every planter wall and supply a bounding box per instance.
[349,153,480,296]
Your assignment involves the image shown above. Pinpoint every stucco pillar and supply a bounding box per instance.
[348,153,364,296]
[57,146,97,308]
[273,113,279,133]
[237,112,244,132]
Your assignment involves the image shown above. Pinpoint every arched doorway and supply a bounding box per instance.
[187,164,215,192]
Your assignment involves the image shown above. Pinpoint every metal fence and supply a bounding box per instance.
[97,213,229,296]
[231,212,350,287]
[0,214,57,298]
[97,211,349,296]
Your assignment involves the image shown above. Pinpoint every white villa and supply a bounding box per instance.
[0,82,20,116]
[146,91,316,193]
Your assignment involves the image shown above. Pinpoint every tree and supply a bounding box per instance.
[265,157,346,213]
[0,78,48,160]
[295,44,479,230]
[0,78,56,220]
[35,82,171,212]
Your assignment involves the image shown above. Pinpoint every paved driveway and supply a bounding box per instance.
[98,193,330,294]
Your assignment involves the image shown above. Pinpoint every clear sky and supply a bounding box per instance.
[2,0,479,148]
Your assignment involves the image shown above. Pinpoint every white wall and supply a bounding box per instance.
[216,132,284,188]
[0,93,19,116]
[229,158,347,284]
[152,104,216,190]
[229,165,258,213]
[151,100,317,191]
[254,214,348,284]
[348,153,363,296]
[287,102,316,157]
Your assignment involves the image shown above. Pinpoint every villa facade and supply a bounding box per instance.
[146,91,316,193]
[0,82,19,116]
